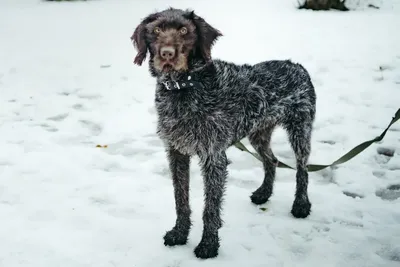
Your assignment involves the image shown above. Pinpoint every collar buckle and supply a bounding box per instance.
[162,81,171,90]
[162,81,181,90]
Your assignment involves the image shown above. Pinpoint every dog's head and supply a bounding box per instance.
[131,8,222,73]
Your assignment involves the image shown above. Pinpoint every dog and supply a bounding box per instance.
[131,8,316,259]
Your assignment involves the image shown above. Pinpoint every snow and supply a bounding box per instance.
[0,0,399,266]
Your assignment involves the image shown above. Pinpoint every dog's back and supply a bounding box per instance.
[212,59,316,129]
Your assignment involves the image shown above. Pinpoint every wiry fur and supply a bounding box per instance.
[131,8,316,259]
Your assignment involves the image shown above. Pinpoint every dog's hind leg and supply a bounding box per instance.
[194,151,228,259]
[286,121,313,218]
[163,147,192,246]
[248,125,278,205]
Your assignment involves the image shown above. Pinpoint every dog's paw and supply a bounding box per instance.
[194,239,220,259]
[291,197,311,218]
[163,228,188,246]
[250,188,272,205]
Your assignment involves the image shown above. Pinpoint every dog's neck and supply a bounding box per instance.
[151,57,213,91]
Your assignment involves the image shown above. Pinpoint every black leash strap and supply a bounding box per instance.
[234,108,400,172]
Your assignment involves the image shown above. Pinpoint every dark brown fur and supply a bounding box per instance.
[131,9,222,71]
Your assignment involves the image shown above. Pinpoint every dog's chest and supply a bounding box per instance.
[154,89,231,155]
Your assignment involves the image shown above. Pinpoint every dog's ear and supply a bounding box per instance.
[186,11,222,62]
[130,12,159,66]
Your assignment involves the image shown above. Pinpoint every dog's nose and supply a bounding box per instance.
[160,46,175,60]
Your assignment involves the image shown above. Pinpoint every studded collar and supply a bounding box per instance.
[160,74,204,91]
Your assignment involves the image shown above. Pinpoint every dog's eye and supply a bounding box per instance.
[154,27,161,34]
[179,27,188,35]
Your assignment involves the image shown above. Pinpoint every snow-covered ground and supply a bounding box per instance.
[1,0,400,266]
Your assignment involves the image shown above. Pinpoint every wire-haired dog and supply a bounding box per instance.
[131,8,316,259]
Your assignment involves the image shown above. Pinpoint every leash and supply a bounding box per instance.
[234,108,400,172]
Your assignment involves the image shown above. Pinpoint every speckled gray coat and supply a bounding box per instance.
[131,8,316,259]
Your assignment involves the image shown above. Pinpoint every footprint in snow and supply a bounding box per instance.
[77,93,102,100]
[373,146,395,172]
[319,140,336,145]
[343,191,364,199]
[72,103,85,111]
[334,218,363,228]
[316,168,337,185]
[377,245,400,262]
[47,113,69,122]
[58,88,81,96]
[377,147,395,157]
[372,170,386,179]
[79,119,103,136]
[312,224,330,233]
[375,184,400,201]
[388,164,400,171]
[90,196,114,206]
[374,154,393,165]
[290,244,310,258]
[38,123,58,132]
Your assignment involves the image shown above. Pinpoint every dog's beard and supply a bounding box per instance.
[162,64,173,72]
[153,54,188,73]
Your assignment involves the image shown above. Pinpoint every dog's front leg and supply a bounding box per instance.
[194,151,228,259]
[163,147,191,246]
